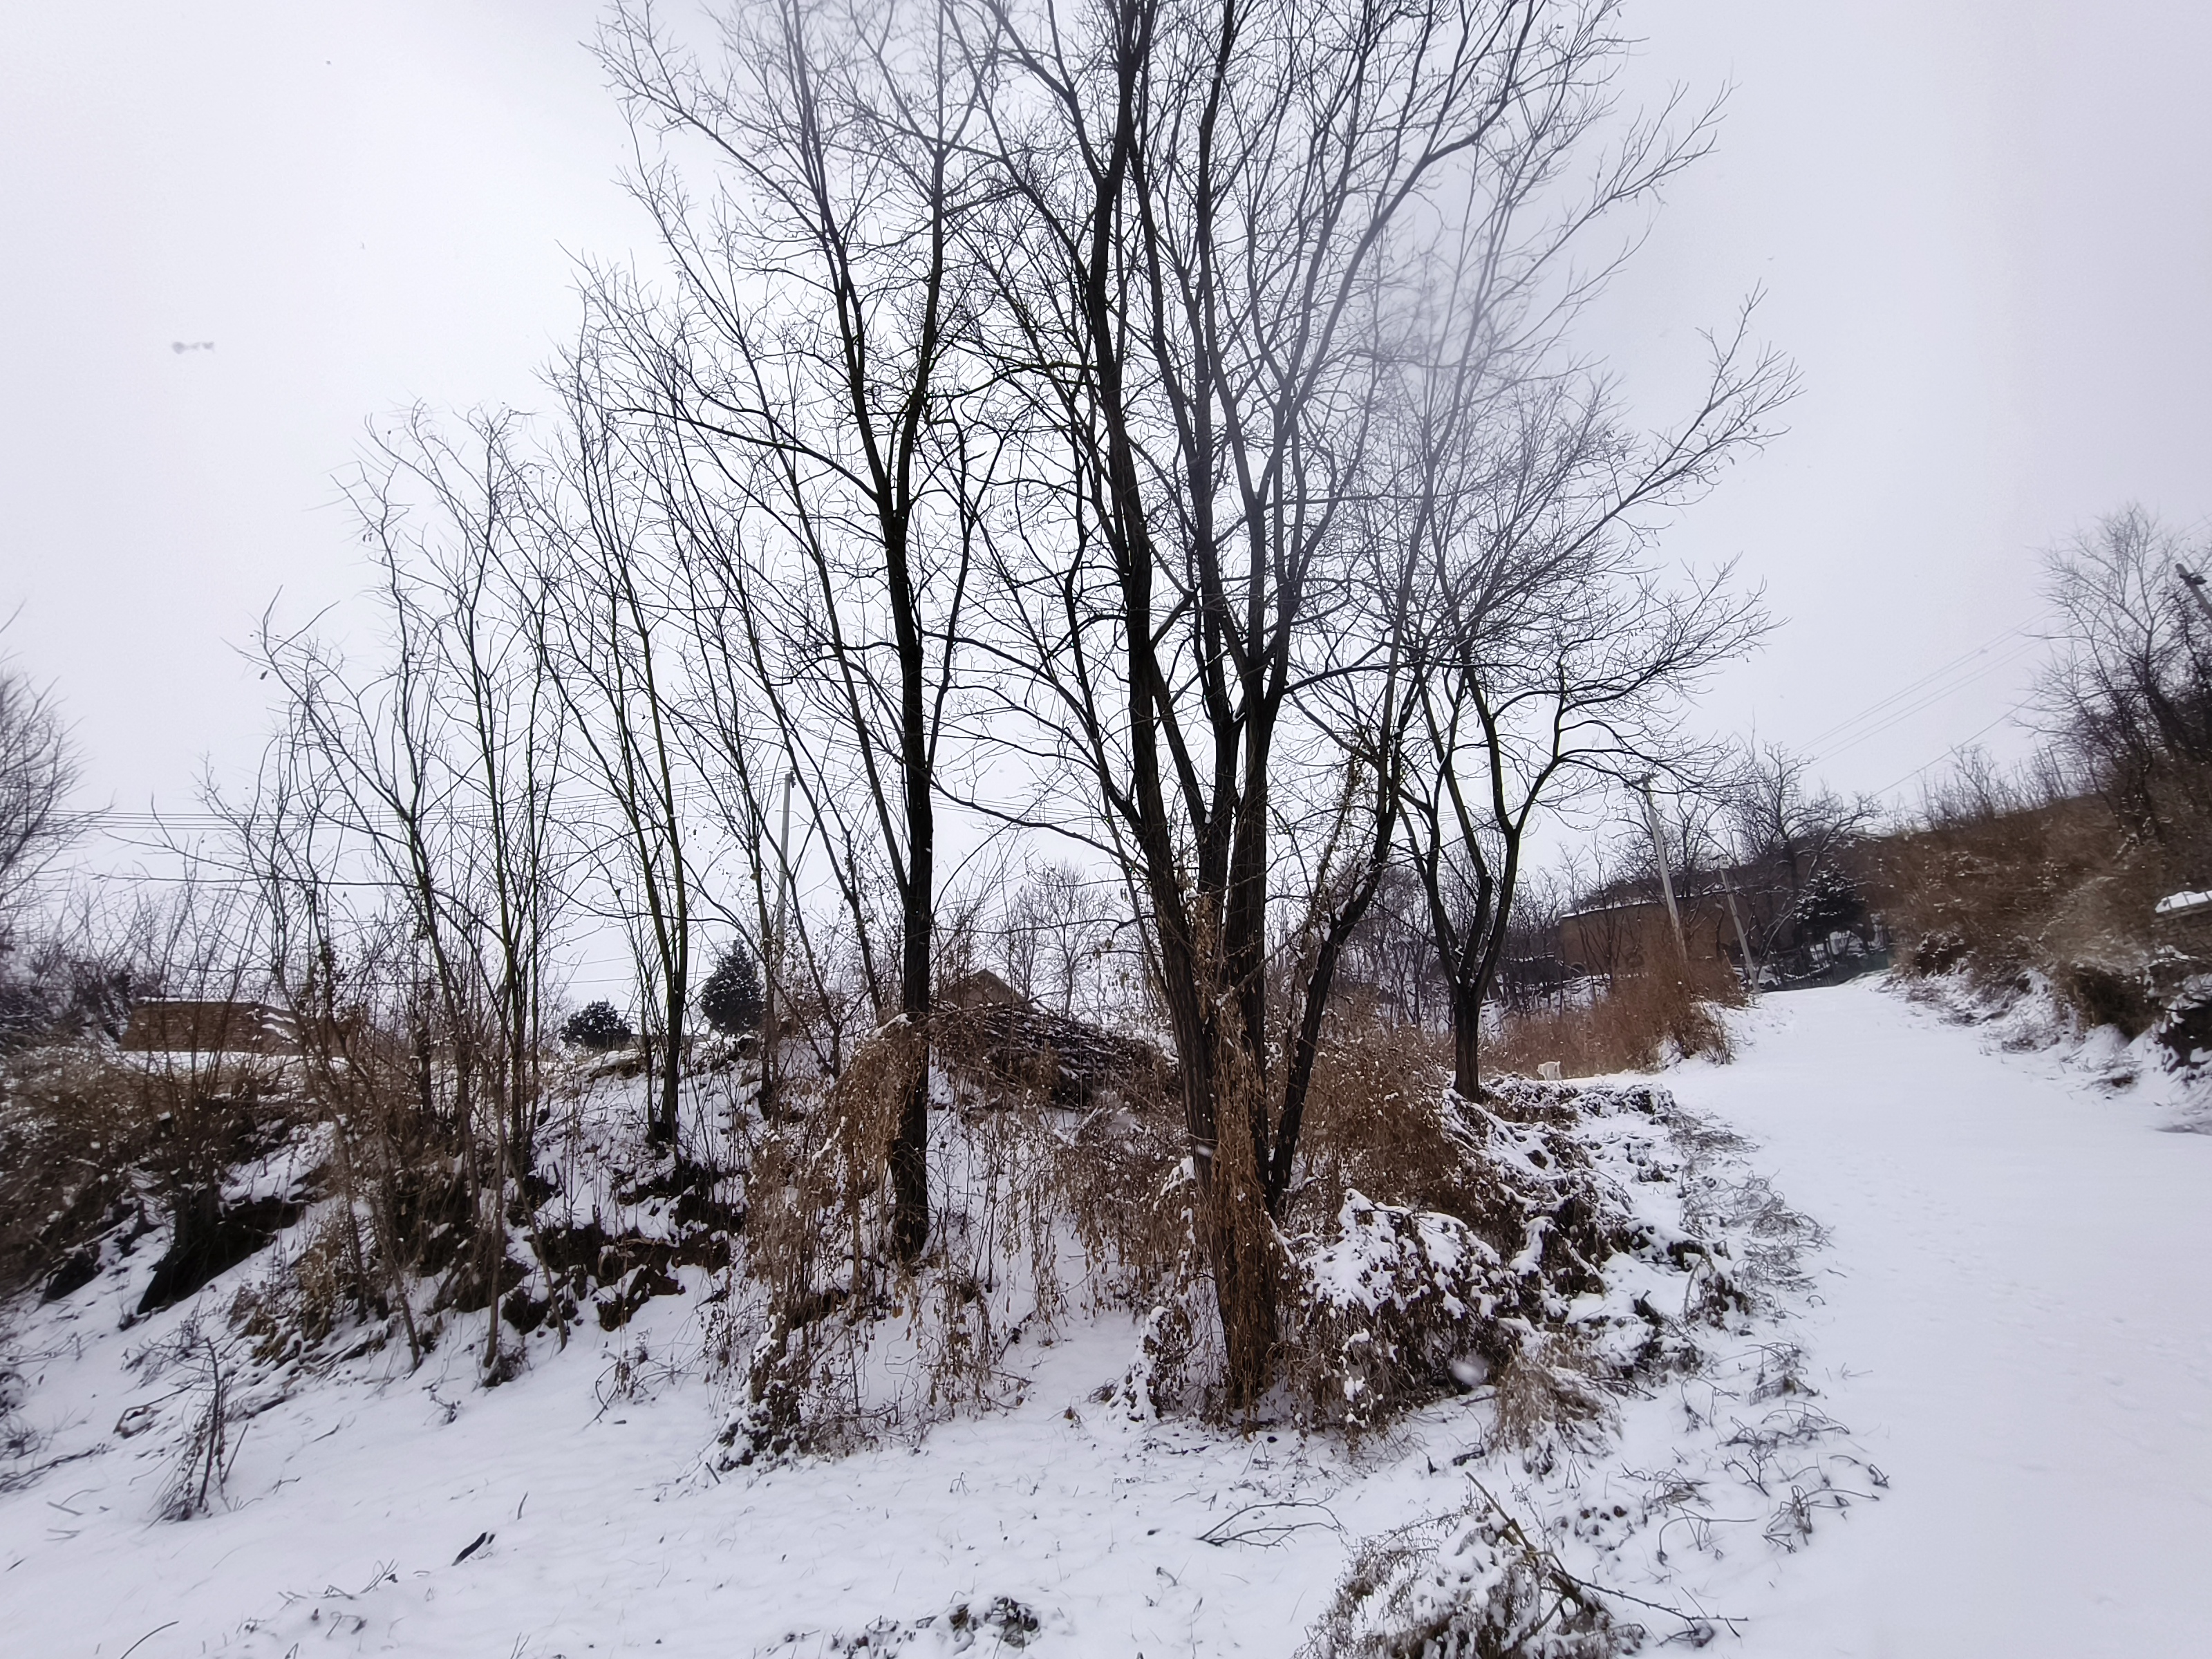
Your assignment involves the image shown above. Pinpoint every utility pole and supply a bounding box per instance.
[1637,775,1689,962]
[773,770,796,966]
[2177,562,2212,627]
[1719,859,1759,988]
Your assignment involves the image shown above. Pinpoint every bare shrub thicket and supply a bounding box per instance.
[2038,507,2212,850]
[1864,789,2171,1033]
[0,1045,289,1307]
[722,999,1193,1459]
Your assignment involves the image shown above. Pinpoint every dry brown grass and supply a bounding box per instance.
[1487,957,1745,1080]
[1861,794,2183,1033]
[0,1046,294,1303]
[727,1009,1196,1459]
[1292,1018,1461,1228]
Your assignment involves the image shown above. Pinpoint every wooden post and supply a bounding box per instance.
[761,771,795,1112]
[1638,776,1688,962]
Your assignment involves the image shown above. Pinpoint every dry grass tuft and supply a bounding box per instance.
[1487,957,1745,1080]
[1490,1329,1610,1450]
[1294,1019,1465,1224]
[724,1011,1194,1461]
[1298,1500,1631,1659]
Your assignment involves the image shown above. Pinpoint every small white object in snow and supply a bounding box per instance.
[2156,890,2212,915]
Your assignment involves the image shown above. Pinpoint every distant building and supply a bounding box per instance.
[939,969,1029,1011]
[120,1000,303,1056]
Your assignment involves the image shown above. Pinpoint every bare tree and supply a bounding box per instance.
[1709,740,1873,967]
[997,861,1130,1020]
[0,655,84,935]
[972,0,1691,1397]
[2034,506,2212,840]
[597,0,997,1259]
[348,408,573,1174]
[1332,865,1445,1029]
[255,407,577,1378]
[1397,302,1783,1096]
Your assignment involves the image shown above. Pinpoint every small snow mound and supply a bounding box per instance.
[762,1594,1047,1655]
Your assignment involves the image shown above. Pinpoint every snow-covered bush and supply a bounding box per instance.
[1275,1033,1675,1434]
[1286,1194,1498,1434]
[1293,1081,1848,1657]
[1299,1504,1631,1659]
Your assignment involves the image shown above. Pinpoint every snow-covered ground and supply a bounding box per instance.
[1683,977,2212,1655]
[3,977,2207,1656]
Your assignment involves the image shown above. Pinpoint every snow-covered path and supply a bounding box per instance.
[1677,979,2212,1656]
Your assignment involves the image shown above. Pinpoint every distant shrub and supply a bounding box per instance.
[700,946,764,1035]
[1487,955,1743,1080]
[562,1000,634,1052]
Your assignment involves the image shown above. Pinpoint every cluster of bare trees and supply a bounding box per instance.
[0,649,84,943]
[122,0,1781,1396]
[1668,742,1876,977]
[2036,506,2212,846]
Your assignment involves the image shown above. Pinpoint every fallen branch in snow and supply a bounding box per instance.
[1199,1500,1344,1548]
[115,1620,179,1659]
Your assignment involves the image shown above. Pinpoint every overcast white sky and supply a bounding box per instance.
[3,0,2209,844]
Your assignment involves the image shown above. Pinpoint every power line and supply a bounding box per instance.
[1867,695,2036,800]
[1796,613,2047,752]
[1800,619,2050,766]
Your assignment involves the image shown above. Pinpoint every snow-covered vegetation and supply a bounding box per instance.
[6,0,2212,1651]
[3,1020,1874,1655]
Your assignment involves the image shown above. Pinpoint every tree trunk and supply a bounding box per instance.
[657,982,684,1146]
[1201,1160,1279,1413]
[1193,1013,1280,1415]
[888,865,931,1263]
[1450,976,1483,1100]
[888,557,934,1263]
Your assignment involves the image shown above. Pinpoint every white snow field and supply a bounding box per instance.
[1674,978,2212,1656]
[2,976,2206,1657]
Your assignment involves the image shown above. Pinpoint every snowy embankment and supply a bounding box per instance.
[2,979,2205,1656]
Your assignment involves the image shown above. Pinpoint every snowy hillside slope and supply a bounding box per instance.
[8,977,2197,1655]
[1,1073,1856,1658]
